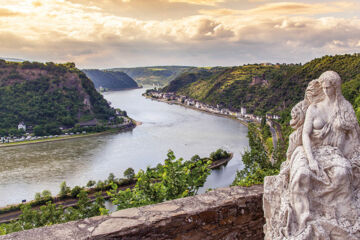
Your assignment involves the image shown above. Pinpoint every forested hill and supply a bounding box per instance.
[109,66,193,86]
[162,54,360,118]
[0,60,116,133]
[82,69,138,90]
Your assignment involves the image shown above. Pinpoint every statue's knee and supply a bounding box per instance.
[333,167,349,184]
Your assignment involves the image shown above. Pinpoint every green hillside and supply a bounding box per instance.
[82,69,138,90]
[0,60,116,134]
[163,54,360,118]
[110,66,193,86]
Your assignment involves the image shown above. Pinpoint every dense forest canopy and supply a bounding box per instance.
[0,60,116,135]
[82,69,138,90]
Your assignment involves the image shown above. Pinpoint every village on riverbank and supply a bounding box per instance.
[144,90,280,124]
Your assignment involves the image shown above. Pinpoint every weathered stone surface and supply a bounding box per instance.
[111,207,140,218]
[264,71,360,239]
[0,185,264,240]
[146,203,180,212]
[92,218,141,237]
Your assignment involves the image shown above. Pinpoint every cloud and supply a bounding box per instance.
[0,8,19,17]
[248,1,358,15]
[1,0,360,67]
[168,0,224,6]
[199,1,359,16]
[32,1,42,7]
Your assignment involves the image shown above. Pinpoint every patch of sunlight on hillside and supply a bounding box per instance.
[149,68,167,71]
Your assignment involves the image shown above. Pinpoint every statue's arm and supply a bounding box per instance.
[302,106,319,173]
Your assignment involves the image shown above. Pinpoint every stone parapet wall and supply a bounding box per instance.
[0,185,264,240]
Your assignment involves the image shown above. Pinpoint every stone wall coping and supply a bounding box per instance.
[0,185,264,240]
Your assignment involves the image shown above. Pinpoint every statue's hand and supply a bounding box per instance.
[309,159,320,175]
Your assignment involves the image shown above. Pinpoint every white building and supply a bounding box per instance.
[18,122,26,131]
[241,107,247,116]
[273,115,280,120]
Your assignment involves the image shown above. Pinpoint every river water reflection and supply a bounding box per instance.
[0,88,248,206]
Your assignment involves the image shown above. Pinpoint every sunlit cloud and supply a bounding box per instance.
[247,1,358,15]
[168,0,224,6]
[199,1,359,16]
[0,0,360,67]
[0,8,19,17]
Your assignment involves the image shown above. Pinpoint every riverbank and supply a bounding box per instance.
[144,94,283,151]
[102,86,143,93]
[145,95,251,127]
[0,121,136,149]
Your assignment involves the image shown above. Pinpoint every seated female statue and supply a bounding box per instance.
[263,71,360,240]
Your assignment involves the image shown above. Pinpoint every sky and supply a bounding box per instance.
[1,0,360,68]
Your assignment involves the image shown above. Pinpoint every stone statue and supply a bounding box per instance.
[263,71,360,239]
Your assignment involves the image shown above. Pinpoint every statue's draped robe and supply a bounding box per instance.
[264,100,360,240]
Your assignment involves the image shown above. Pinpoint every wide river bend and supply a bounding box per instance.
[0,88,248,207]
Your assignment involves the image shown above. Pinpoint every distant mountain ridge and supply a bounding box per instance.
[82,69,138,90]
[109,66,193,86]
[0,57,26,62]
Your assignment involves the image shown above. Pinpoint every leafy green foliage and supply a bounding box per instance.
[59,181,70,198]
[70,186,83,198]
[209,149,231,161]
[86,180,96,188]
[108,150,212,210]
[123,168,135,180]
[232,123,281,186]
[0,191,106,235]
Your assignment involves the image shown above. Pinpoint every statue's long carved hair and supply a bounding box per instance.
[286,79,323,161]
[286,71,360,162]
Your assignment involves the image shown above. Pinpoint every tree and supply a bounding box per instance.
[209,149,230,161]
[41,190,52,199]
[59,181,70,198]
[232,123,277,187]
[190,154,201,162]
[86,180,96,188]
[123,168,135,180]
[34,192,41,201]
[45,123,61,135]
[34,125,46,136]
[107,173,115,182]
[70,186,82,198]
[95,181,105,191]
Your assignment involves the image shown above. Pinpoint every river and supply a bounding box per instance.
[0,88,248,207]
